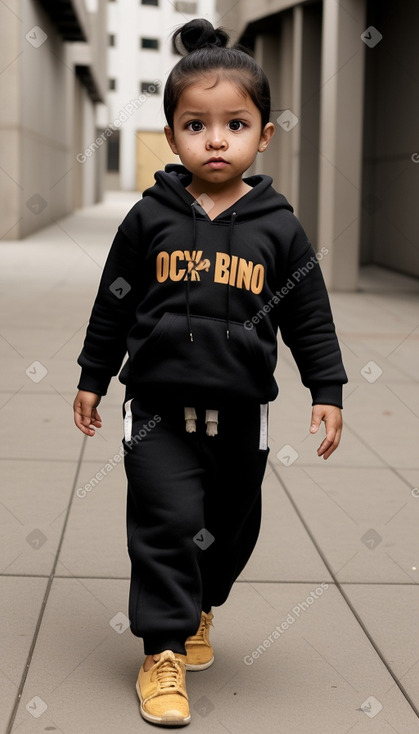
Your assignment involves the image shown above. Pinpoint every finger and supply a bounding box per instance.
[318,427,342,460]
[74,413,95,436]
[310,406,324,433]
[74,402,100,436]
[92,408,102,425]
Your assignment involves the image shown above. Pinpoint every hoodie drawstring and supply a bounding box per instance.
[226,211,236,340]
[183,206,238,436]
[185,204,197,342]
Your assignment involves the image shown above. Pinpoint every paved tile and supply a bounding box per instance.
[0,392,82,461]
[342,383,419,469]
[2,197,419,732]
[58,458,130,578]
[10,578,419,733]
[344,584,419,712]
[0,459,78,575]
[239,471,332,582]
[0,577,48,730]
[268,381,384,468]
[274,464,419,583]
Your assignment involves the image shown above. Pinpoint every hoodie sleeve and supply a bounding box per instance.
[77,210,144,396]
[275,216,347,408]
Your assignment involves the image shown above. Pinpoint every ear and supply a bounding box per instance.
[164,126,178,155]
[258,122,275,153]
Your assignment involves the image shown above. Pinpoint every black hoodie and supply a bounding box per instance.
[77,165,347,408]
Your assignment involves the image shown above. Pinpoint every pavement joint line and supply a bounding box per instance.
[384,656,419,697]
[334,551,361,578]
[269,459,419,719]
[5,435,88,734]
[4,576,417,586]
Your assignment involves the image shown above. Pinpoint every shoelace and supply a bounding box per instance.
[155,657,183,691]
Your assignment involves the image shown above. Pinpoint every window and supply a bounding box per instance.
[109,78,117,91]
[141,0,158,5]
[175,1,197,12]
[107,130,120,172]
[108,34,116,47]
[140,81,160,95]
[141,37,159,50]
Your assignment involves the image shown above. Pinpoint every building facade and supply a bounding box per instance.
[106,0,216,192]
[0,0,107,240]
[221,0,419,289]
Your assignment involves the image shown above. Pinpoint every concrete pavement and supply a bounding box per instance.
[1,192,419,733]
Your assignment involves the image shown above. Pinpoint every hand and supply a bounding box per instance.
[73,390,102,436]
[309,404,342,460]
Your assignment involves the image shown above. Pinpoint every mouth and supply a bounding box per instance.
[205,157,229,168]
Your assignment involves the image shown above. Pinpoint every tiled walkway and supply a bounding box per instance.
[1,193,419,733]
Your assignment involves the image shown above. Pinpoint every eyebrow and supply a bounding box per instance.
[178,109,254,119]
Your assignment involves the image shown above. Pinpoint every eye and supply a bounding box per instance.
[187,120,204,132]
[228,120,246,131]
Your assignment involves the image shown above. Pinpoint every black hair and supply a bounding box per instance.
[164,18,271,131]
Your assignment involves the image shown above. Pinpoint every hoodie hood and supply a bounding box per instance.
[143,164,293,222]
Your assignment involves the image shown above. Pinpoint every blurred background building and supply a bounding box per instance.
[223,0,419,288]
[0,0,107,240]
[107,0,216,192]
[0,0,417,291]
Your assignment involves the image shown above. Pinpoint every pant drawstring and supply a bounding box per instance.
[184,407,218,436]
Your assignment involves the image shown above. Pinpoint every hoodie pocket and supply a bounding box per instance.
[131,312,274,403]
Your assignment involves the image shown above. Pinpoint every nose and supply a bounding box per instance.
[205,127,227,151]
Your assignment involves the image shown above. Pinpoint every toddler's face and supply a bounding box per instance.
[165,73,273,190]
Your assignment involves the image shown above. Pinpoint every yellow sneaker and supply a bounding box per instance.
[136,650,191,726]
[185,610,214,671]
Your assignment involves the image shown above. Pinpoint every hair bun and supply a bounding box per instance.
[173,18,229,55]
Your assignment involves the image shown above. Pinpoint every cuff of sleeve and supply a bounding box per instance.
[310,383,343,409]
[77,369,112,396]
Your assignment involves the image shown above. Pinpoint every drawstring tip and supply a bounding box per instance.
[184,407,197,432]
[226,329,230,340]
[205,409,218,436]
[189,332,194,342]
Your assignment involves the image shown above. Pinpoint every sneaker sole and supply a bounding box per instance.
[136,680,191,726]
[185,656,214,671]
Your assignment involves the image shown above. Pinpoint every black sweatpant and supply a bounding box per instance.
[123,398,269,656]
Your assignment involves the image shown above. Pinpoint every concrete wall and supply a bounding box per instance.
[228,0,367,290]
[0,0,107,240]
[360,0,419,278]
[230,0,419,288]
[19,2,75,237]
[249,5,321,248]
[0,1,21,239]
